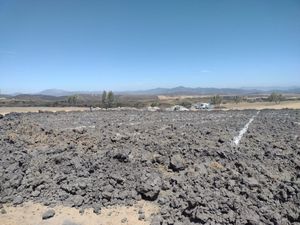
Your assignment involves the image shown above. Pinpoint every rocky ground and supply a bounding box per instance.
[0,109,299,225]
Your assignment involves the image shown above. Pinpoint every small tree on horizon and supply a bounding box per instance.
[102,90,107,107]
[107,91,115,108]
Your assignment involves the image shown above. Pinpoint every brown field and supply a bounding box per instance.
[222,100,300,110]
[0,107,89,115]
[157,95,210,100]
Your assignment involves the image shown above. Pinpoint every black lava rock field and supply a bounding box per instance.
[0,109,300,225]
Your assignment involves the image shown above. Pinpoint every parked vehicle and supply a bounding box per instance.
[192,102,211,110]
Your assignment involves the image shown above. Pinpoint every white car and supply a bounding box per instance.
[193,103,211,110]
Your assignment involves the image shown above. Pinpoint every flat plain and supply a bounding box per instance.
[0,107,89,115]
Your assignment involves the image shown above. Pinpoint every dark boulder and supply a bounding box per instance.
[137,172,162,200]
[110,149,131,163]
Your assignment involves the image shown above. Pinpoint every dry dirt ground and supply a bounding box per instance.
[0,110,299,225]
[158,95,211,100]
[1,200,158,225]
[0,107,89,115]
[223,101,300,110]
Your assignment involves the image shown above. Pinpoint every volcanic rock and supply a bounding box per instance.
[170,154,186,171]
[137,172,162,200]
[42,209,55,220]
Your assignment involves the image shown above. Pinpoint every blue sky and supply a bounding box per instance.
[0,0,299,93]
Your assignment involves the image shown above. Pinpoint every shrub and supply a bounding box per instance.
[179,101,192,108]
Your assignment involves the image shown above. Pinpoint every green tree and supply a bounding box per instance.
[179,100,192,108]
[210,95,223,107]
[102,90,107,107]
[107,91,115,108]
[67,95,78,105]
[268,92,283,104]
[150,101,160,107]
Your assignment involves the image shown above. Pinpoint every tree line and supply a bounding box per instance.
[66,91,284,108]
[209,92,284,107]
[66,90,116,108]
[101,90,115,108]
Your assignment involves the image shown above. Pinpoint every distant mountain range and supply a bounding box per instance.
[4,86,300,98]
[118,86,300,96]
[38,89,103,97]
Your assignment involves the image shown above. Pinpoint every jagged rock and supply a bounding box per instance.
[170,154,186,171]
[13,196,23,205]
[110,149,131,163]
[0,110,299,225]
[150,215,163,225]
[138,213,145,220]
[93,205,101,215]
[137,173,162,200]
[71,195,84,207]
[31,190,40,197]
[42,209,55,220]
[1,208,7,214]
[121,218,128,223]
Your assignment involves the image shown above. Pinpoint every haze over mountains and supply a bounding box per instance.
[19,86,300,97]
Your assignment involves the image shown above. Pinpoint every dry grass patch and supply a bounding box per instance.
[223,101,300,110]
[0,107,89,115]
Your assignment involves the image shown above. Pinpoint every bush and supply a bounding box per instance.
[179,101,192,108]
[268,92,283,104]
[67,95,78,105]
[150,102,160,107]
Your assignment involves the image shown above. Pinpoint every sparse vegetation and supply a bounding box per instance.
[233,96,243,104]
[179,100,192,108]
[101,91,107,106]
[150,102,160,107]
[210,95,223,107]
[1,92,299,109]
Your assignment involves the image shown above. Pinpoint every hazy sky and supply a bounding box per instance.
[0,0,299,93]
